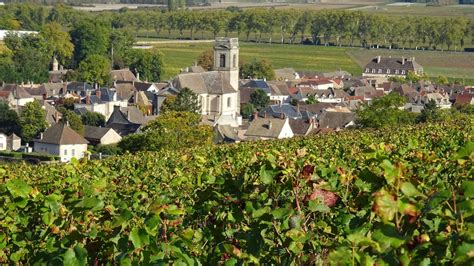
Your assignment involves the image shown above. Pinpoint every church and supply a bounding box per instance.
[172,37,241,126]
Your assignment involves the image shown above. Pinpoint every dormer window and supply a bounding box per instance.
[387,69,391,74]
[401,70,406,75]
[372,69,376,73]
[395,69,399,74]
[365,68,369,73]
[378,69,382,74]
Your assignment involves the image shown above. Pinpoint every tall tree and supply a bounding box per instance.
[197,49,214,71]
[70,19,111,64]
[127,49,164,82]
[79,54,111,86]
[240,59,275,80]
[161,87,201,113]
[0,101,20,136]
[62,110,84,135]
[40,22,74,65]
[19,100,48,142]
[249,89,270,111]
[81,111,106,127]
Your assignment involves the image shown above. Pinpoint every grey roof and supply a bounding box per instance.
[115,83,136,100]
[321,70,352,78]
[245,118,288,139]
[84,126,114,141]
[106,106,142,136]
[173,71,236,95]
[318,111,355,129]
[111,69,136,82]
[268,81,291,96]
[298,103,336,116]
[67,82,93,92]
[1,84,32,99]
[260,104,302,119]
[274,68,297,81]
[364,57,423,73]
[289,119,313,136]
[35,123,88,145]
[215,125,239,143]
[240,88,257,104]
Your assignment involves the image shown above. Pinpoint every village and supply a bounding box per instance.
[0,37,473,163]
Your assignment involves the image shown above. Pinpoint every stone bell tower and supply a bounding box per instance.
[213,37,239,90]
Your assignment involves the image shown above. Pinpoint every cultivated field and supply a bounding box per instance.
[154,42,362,80]
[153,42,474,84]
[357,3,474,18]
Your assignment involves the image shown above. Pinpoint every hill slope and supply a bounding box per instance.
[0,118,473,264]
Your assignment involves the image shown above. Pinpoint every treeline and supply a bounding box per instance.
[1,4,473,52]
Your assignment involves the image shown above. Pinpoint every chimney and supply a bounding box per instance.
[86,95,90,105]
[264,111,268,118]
[136,72,140,81]
[267,121,272,130]
[39,133,43,140]
[377,56,381,63]
[253,111,258,120]
[402,57,405,65]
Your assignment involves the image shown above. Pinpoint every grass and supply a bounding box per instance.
[154,42,474,84]
[154,42,362,79]
[359,3,474,19]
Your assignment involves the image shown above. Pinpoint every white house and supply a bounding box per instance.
[0,133,6,151]
[244,118,294,140]
[84,126,122,146]
[34,123,89,162]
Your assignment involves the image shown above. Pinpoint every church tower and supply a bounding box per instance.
[213,37,239,90]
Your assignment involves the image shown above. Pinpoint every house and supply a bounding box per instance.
[7,133,21,151]
[106,106,143,136]
[0,133,6,151]
[84,126,122,146]
[455,93,474,106]
[155,86,180,114]
[214,125,240,143]
[422,92,451,109]
[74,88,128,120]
[267,81,292,104]
[363,56,424,86]
[293,88,348,103]
[317,111,356,130]
[0,84,35,107]
[172,38,241,126]
[111,69,137,83]
[244,117,294,140]
[34,122,89,162]
[259,104,303,120]
[289,119,317,136]
[296,79,334,91]
[274,68,300,81]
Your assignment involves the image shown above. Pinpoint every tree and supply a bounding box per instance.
[110,28,135,69]
[119,111,213,152]
[161,87,201,113]
[417,99,441,123]
[356,93,416,128]
[0,101,20,136]
[19,100,48,142]
[436,75,449,85]
[241,103,255,119]
[305,94,318,104]
[197,49,214,71]
[249,89,270,111]
[127,49,164,82]
[79,54,111,86]
[240,59,275,80]
[61,110,84,135]
[40,22,74,65]
[71,19,111,63]
[81,111,106,127]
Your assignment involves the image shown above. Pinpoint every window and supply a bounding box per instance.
[365,68,369,73]
[372,69,376,73]
[227,97,231,108]
[395,69,399,74]
[0,143,3,149]
[72,149,75,156]
[64,149,67,155]
[233,54,236,68]
[219,54,226,68]
[378,69,382,74]
[401,70,406,75]
[387,69,391,74]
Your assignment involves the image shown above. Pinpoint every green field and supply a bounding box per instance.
[153,42,474,83]
[358,3,474,19]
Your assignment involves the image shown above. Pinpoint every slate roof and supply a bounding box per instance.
[173,71,236,95]
[318,111,356,129]
[274,68,297,81]
[259,104,302,119]
[35,123,88,145]
[240,88,257,104]
[245,118,288,139]
[84,126,114,142]
[111,69,136,82]
[298,103,336,116]
[242,80,271,93]
[289,119,313,136]
[1,84,32,99]
[115,83,136,100]
[106,106,142,136]
[364,57,423,74]
[67,82,93,92]
[215,125,239,143]
[267,81,291,96]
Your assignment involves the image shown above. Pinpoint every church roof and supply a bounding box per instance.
[173,71,237,95]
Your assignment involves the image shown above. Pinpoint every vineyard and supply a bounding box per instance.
[0,119,473,264]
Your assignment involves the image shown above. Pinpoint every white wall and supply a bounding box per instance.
[59,144,88,162]
[0,134,6,151]
[16,98,35,107]
[100,130,122,145]
[277,119,294,139]
[221,92,239,116]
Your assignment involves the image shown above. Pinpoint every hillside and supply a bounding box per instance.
[0,118,473,264]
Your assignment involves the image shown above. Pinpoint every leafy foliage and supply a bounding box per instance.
[197,49,214,71]
[70,19,111,64]
[127,49,164,82]
[18,100,48,142]
[240,58,275,80]
[249,88,270,111]
[0,118,472,264]
[119,111,212,152]
[62,110,84,136]
[0,101,21,136]
[161,87,201,113]
[79,55,111,86]
[81,111,106,127]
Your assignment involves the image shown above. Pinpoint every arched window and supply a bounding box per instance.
[220,54,226,68]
